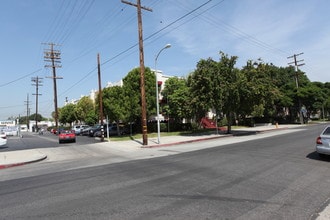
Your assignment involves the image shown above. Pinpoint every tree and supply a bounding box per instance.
[187,58,215,124]
[75,96,95,125]
[58,103,77,126]
[29,113,45,122]
[217,52,239,133]
[85,110,98,125]
[102,86,128,134]
[122,67,156,121]
[299,81,326,118]
[239,60,281,121]
[161,77,192,122]
[323,82,330,119]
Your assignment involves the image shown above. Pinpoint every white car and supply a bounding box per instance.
[316,125,330,157]
[0,130,7,146]
[4,127,18,136]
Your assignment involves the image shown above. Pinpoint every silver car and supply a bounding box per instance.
[316,125,330,157]
[72,125,89,135]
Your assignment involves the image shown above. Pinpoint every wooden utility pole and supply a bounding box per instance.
[24,94,31,130]
[97,53,104,142]
[288,52,305,124]
[121,0,152,145]
[31,77,43,132]
[44,43,62,129]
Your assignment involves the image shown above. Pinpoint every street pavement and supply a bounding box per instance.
[0,124,305,169]
[0,123,329,219]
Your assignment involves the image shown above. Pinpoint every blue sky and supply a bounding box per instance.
[0,0,329,120]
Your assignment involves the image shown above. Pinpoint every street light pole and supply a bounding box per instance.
[155,44,171,144]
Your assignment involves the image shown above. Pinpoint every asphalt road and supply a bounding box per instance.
[0,131,99,152]
[0,125,330,219]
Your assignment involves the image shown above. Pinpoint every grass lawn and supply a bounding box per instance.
[105,126,246,141]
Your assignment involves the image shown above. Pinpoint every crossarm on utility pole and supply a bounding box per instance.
[121,0,152,11]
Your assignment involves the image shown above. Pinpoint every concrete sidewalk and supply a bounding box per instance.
[0,124,304,169]
[0,149,47,169]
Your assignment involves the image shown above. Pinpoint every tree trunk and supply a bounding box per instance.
[226,111,232,134]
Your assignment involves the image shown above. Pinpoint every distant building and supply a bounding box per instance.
[106,79,123,88]
[0,120,16,127]
[65,70,175,121]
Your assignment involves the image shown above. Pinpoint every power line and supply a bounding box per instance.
[0,69,42,88]
[58,0,95,45]
[55,0,217,100]
[101,0,214,67]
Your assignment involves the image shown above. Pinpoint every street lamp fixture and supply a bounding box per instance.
[155,44,171,144]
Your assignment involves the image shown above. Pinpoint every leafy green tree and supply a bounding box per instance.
[274,67,313,123]
[161,77,192,122]
[239,60,281,121]
[323,82,330,118]
[58,103,77,126]
[102,85,128,130]
[85,110,98,125]
[29,113,45,122]
[76,96,95,124]
[272,67,295,120]
[217,52,239,133]
[187,59,215,123]
[299,81,326,117]
[122,67,156,122]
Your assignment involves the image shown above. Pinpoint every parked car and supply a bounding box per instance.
[50,127,64,135]
[316,125,330,157]
[50,128,57,134]
[0,130,7,146]
[94,125,125,137]
[72,125,89,135]
[81,126,92,136]
[3,127,18,136]
[58,130,76,144]
[88,124,102,137]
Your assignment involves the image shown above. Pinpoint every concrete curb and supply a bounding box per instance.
[0,154,47,169]
[142,134,233,148]
[142,127,290,148]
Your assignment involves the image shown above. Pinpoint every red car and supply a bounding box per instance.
[58,130,76,144]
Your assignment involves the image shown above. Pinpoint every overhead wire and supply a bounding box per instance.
[58,0,95,45]
[55,0,216,101]
[65,4,135,66]
[100,0,214,67]
[171,0,290,60]
[42,0,67,42]
[41,0,296,114]
[44,1,73,43]
[0,69,42,88]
